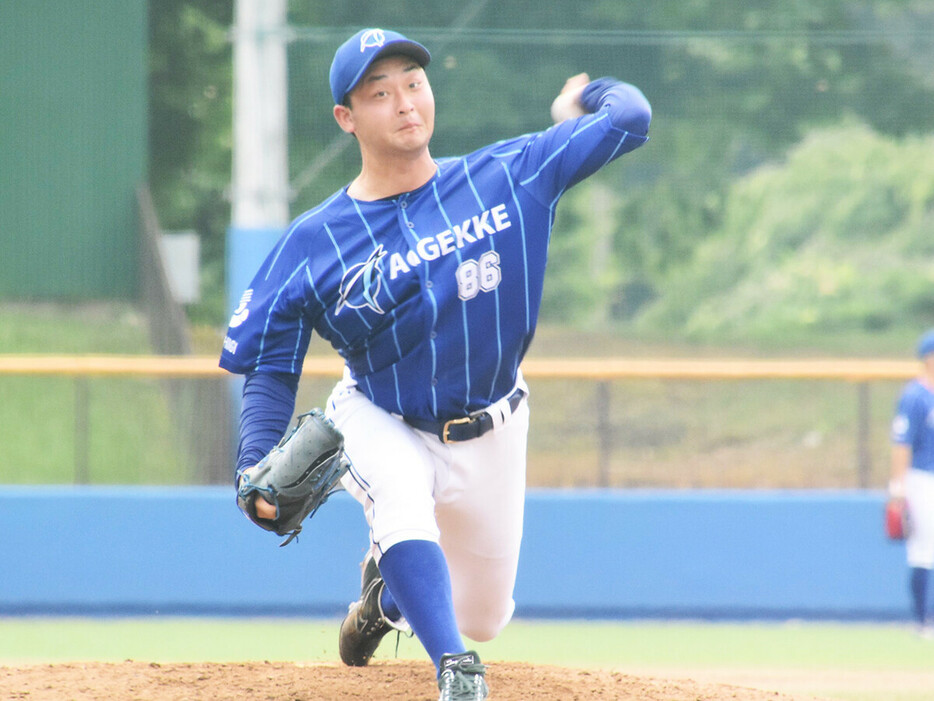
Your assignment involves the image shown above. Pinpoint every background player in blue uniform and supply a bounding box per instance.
[890,329,934,638]
[221,28,651,699]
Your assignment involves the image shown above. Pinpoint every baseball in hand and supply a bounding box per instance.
[550,73,590,123]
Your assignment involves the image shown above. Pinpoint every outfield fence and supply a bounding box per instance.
[0,355,916,489]
[0,486,907,620]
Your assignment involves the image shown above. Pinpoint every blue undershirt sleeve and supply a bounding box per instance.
[235,371,299,481]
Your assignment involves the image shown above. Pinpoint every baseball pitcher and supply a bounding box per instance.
[220,27,651,700]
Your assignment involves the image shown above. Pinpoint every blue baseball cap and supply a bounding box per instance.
[917,329,934,359]
[329,28,431,105]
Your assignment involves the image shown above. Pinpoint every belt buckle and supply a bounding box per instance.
[442,416,473,443]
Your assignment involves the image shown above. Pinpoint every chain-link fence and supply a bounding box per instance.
[0,363,911,489]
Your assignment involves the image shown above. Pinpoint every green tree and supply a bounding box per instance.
[636,122,934,340]
[149,0,232,320]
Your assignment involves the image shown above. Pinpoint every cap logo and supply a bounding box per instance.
[359,29,386,52]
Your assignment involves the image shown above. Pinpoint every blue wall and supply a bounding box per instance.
[0,487,909,620]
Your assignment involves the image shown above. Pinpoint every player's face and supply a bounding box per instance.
[336,56,435,157]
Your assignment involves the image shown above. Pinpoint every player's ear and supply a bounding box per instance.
[333,104,355,135]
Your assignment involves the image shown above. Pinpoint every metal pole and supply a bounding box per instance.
[857,381,871,488]
[596,381,612,487]
[231,0,289,229]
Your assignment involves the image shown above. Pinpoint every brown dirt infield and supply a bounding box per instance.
[0,660,825,700]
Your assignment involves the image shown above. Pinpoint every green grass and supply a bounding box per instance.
[0,375,190,484]
[0,304,190,484]
[1,618,932,700]
[0,303,154,354]
[0,618,926,668]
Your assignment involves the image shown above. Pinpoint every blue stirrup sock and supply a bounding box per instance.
[910,567,929,625]
[378,584,402,622]
[377,540,466,671]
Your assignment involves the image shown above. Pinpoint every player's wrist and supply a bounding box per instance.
[888,477,906,498]
[550,73,590,123]
[550,93,585,123]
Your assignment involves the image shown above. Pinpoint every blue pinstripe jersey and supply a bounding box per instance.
[220,79,649,422]
[892,379,934,472]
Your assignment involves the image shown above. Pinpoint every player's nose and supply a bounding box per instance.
[396,93,415,114]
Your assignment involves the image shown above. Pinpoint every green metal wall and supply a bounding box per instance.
[0,1,147,299]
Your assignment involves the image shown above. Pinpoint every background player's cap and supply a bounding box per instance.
[330,28,431,105]
[917,329,934,359]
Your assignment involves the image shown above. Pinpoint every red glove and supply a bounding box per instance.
[885,497,910,540]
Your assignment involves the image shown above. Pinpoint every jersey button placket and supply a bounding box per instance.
[396,195,415,239]
[397,200,434,311]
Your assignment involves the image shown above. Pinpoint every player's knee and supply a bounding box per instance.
[457,598,515,642]
[459,616,507,643]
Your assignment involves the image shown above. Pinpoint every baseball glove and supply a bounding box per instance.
[237,409,348,546]
[885,497,910,541]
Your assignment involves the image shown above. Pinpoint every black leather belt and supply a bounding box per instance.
[404,387,526,443]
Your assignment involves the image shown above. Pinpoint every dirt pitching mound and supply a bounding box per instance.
[0,660,823,700]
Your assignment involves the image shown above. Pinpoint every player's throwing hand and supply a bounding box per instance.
[551,72,590,123]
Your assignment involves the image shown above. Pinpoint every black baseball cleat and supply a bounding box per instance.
[338,554,408,666]
[437,650,489,701]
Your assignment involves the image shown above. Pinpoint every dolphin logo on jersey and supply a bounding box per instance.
[228,289,252,328]
[337,245,388,316]
[359,29,386,52]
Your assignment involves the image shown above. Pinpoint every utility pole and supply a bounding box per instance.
[228,0,289,318]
